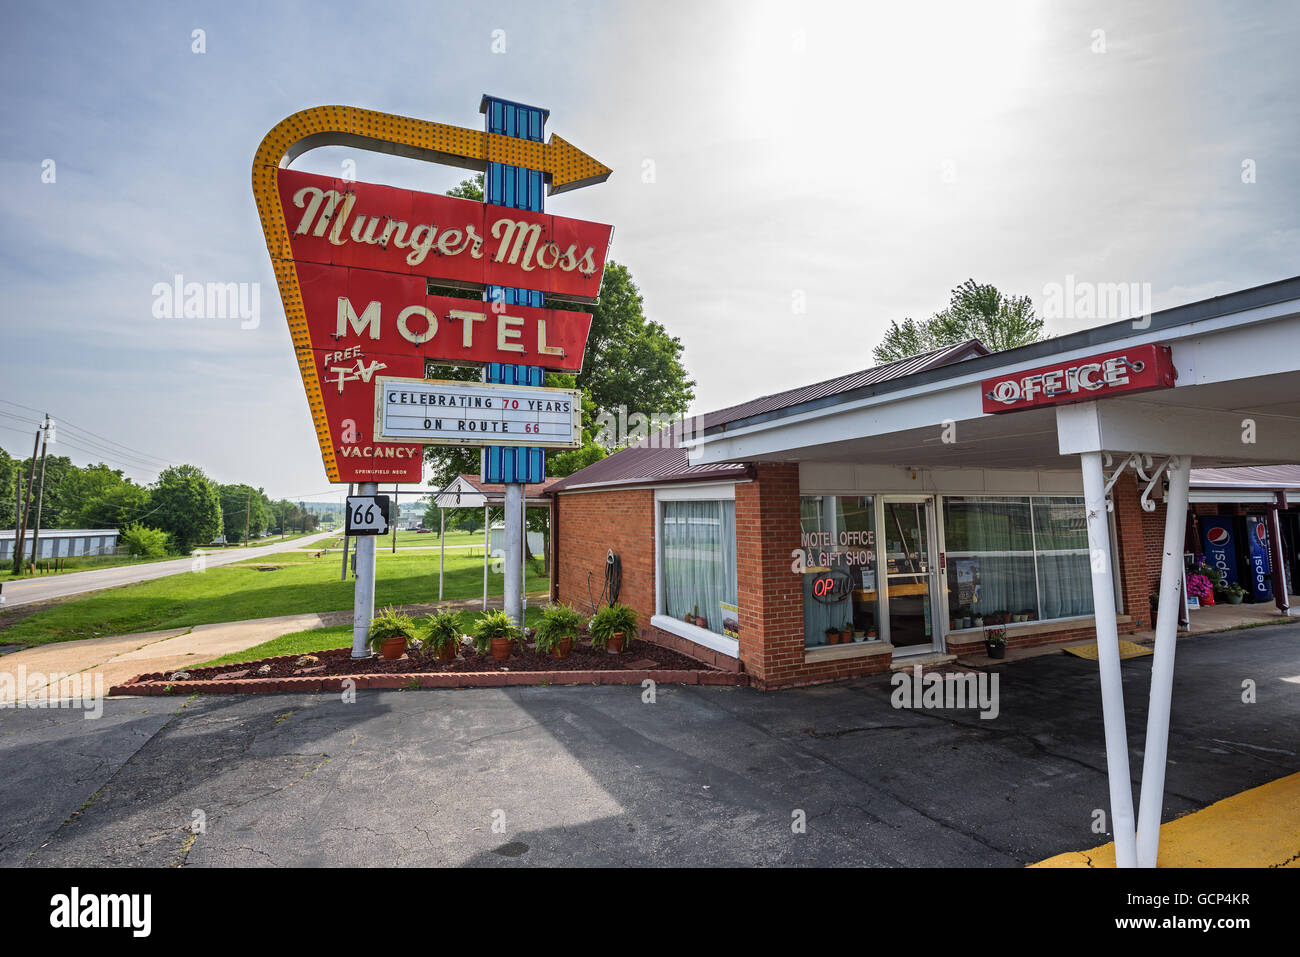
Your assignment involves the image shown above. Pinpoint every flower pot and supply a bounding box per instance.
[489,637,513,661]
[1226,592,1244,605]
[695,616,708,629]
[608,632,626,654]
[436,643,457,662]
[379,636,408,660]
[867,631,877,640]
[986,643,1006,659]
[552,636,575,659]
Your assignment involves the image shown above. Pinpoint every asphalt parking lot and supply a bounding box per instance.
[4,623,1298,867]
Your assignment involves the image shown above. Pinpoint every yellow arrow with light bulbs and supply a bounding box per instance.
[253,104,611,195]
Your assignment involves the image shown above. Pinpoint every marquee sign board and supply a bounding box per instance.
[375,377,582,449]
[980,343,1176,414]
[252,105,611,484]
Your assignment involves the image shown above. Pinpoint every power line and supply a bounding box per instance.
[0,399,177,469]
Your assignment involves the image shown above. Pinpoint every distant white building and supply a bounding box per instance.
[0,529,120,561]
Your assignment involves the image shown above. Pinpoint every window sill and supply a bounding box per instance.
[650,615,740,659]
[804,640,893,664]
[947,614,1132,638]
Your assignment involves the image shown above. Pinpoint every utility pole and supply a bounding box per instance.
[340,483,354,581]
[29,416,52,570]
[243,488,251,547]
[392,484,399,554]
[11,469,23,574]
[13,427,41,575]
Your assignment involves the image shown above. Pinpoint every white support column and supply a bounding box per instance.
[350,481,379,658]
[1080,450,1138,868]
[504,483,523,625]
[1136,455,1192,867]
[482,505,489,611]
[438,506,445,602]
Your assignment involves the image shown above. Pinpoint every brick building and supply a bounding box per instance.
[547,278,1300,689]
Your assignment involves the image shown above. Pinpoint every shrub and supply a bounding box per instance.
[119,523,170,558]
[367,606,414,651]
[589,603,639,650]
[420,610,464,655]
[534,603,585,654]
[472,609,520,654]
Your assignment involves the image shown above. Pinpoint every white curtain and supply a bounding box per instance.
[662,500,737,633]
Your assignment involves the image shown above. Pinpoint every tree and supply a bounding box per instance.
[873,279,1045,364]
[150,464,222,552]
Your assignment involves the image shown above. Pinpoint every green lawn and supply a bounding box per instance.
[200,605,547,668]
[315,529,483,550]
[0,550,522,647]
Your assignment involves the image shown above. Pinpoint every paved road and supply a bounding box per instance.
[0,531,336,609]
[4,623,1296,867]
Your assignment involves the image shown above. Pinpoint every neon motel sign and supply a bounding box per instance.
[980,344,1176,414]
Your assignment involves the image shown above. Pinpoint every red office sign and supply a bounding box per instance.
[981,344,1176,414]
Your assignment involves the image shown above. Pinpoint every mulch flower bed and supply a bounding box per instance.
[111,636,748,696]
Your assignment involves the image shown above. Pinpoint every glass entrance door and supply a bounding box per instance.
[882,498,940,655]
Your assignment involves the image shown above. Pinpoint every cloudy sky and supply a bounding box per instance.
[2,0,1296,501]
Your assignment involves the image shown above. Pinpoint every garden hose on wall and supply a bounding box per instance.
[587,548,623,612]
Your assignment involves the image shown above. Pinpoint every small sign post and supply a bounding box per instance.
[345,494,391,536]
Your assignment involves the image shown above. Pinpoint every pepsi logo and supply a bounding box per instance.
[1207,527,1230,546]
[1256,523,1268,543]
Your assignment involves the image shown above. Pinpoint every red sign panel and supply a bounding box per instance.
[981,344,1176,414]
[277,168,612,303]
[291,259,592,483]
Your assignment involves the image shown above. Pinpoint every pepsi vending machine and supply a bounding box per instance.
[1243,514,1274,603]
[1200,516,1241,589]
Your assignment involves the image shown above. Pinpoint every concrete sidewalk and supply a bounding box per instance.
[0,592,552,703]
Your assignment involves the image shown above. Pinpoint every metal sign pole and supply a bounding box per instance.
[341,482,354,581]
[505,483,523,624]
[482,504,489,611]
[439,506,445,602]
[351,481,379,658]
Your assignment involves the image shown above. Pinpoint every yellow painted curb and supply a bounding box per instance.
[1032,771,1300,867]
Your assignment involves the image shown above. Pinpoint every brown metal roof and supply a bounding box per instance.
[548,339,989,493]
[456,474,560,504]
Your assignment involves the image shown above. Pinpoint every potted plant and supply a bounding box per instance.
[824,625,840,645]
[984,622,1007,659]
[840,621,854,643]
[1186,572,1213,609]
[591,603,638,653]
[535,602,585,659]
[474,609,521,661]
[368,606,415,660]
[1221,581,1247,605]
[866,627,878,640]
[420,610,463,662]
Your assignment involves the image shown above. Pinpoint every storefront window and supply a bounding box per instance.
[660,500,738,636]
[800,495,879,648]
[1031,497,1094,619]
[942,495,1093,627]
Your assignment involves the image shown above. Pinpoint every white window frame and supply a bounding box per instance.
[652,483,740,658]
